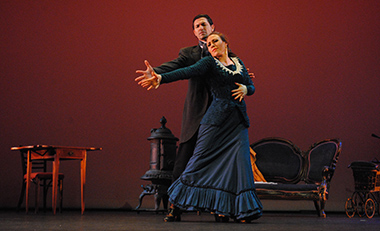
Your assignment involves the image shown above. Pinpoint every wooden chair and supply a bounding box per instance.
[17,150,64,213]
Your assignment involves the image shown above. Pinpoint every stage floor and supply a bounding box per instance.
[1,209,379,231]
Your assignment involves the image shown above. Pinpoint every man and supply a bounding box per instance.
[151,14,215,222]
[154,14,214,183]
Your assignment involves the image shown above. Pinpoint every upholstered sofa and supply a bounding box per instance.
[250,137,342,218]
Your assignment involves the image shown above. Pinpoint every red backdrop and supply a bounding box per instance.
[1,0,380,211]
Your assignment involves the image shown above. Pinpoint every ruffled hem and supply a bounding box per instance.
[168,180,263,220]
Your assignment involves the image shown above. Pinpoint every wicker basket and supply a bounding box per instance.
[350,161,380,192]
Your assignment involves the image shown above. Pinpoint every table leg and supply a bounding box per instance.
[25,150,32,214]
[52,156,60,215]
[80,152,87,214]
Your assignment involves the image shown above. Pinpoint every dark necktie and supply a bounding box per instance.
[200,43,209,58]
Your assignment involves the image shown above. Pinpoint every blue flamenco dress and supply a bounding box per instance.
[160,56,263,220]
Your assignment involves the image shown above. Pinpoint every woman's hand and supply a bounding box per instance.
[135,60,161,90]
[231,83,247,102]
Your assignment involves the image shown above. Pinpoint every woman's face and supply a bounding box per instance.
[207,34,227,58]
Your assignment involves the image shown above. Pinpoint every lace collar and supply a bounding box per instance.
[214,57,243,75]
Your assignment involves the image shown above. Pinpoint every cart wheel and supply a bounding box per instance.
[368,192,379,217]
[365,198,376,218]
[352,192,366,217]
[345,198,356,218]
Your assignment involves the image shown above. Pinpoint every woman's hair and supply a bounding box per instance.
[208,31,235,56]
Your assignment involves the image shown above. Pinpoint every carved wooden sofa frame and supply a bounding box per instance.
[251,137,342,218]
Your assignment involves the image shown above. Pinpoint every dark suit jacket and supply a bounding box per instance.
[154,45,211,143]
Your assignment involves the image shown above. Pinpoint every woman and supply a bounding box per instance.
[135,32,263,222]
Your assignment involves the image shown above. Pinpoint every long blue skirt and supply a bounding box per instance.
[167,109,263,220]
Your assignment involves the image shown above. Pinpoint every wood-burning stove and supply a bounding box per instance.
[135,117,178,211]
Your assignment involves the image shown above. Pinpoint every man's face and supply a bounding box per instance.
[193,17,215,42]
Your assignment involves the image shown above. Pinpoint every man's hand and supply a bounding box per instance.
[247,68,255,79]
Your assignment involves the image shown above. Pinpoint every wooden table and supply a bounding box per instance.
[11,145,101,214]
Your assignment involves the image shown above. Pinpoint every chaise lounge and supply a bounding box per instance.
[250,137,342,217]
